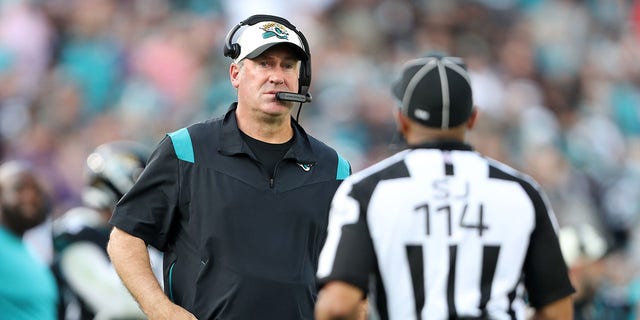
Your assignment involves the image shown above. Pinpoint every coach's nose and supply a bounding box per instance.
[268,67,286,85]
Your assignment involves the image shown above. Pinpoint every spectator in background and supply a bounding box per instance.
[53,141,161,320]
[0,160,58,319]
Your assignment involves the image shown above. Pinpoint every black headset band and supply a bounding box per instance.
[242,15,295,29]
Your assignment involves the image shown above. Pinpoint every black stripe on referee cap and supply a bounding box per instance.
[392,52,473,129]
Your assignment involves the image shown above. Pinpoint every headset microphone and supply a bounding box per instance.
[276,92,312,103]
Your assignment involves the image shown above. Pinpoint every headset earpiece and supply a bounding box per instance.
[223,22,243,59]
[224,43,241,59]
[299,59,311,99]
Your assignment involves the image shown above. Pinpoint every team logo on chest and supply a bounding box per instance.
[297,162,313,172]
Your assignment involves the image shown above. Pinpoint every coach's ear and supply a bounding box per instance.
[230,62,241,89]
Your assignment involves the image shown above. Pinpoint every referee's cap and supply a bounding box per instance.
[392,52,473,129]
[233,20,307,63]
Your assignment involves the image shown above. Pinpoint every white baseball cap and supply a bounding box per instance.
[233,20,308,63]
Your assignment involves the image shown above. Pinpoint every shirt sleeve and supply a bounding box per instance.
[317,180,377,293]
[109,136,180,251]
[522,183,575,308]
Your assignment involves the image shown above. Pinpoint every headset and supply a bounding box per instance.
[224,14,312,105]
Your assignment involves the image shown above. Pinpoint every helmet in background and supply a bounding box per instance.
[82,141,151,210]
[558,223,609,268]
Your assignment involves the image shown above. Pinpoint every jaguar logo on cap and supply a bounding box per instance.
[260,22,289,40]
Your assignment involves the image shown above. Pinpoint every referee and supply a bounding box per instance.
[315,53,575,320]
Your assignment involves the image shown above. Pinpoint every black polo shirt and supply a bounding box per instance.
[110,103,350,319]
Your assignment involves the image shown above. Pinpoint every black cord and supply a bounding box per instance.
[295,102,303,123]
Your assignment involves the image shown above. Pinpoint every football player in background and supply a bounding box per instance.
[53,141,162,320]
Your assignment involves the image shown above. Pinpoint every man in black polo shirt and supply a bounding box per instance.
[107,15,350,319]
[315,53,574,319]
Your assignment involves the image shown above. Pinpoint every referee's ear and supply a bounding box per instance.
[466,107,479,130]
[394,109,410,138]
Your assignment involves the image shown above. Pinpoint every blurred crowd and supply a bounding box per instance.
[1,0,640,318]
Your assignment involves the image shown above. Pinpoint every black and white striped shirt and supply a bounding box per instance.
[317,141,574,320]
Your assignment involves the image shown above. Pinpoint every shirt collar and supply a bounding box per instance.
[219,103,316,163]
[409,139,474,151]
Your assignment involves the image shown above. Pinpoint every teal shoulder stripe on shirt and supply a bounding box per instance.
[168,128,194,163]
[336,153,350,180]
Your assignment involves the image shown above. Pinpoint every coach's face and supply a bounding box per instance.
[231,45,300,118]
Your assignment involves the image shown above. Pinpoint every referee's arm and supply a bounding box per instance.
[522,181,575,320]
[315,281,366,320]
[316,180,372,320]
[531,295,573,320]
